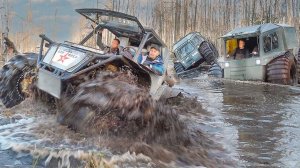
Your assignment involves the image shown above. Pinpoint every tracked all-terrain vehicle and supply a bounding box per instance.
[172,32,221,78]
[0,9,176,132]
[221,23,300,85]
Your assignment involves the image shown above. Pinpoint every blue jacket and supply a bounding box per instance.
[138,54,165,76]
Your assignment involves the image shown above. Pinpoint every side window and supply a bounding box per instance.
[263,36,272,53]
[263,32,279,53]
[271,33,279,49]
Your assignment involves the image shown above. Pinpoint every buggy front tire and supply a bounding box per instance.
[0,53,37,108]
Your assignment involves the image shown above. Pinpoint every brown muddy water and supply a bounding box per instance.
[1,75,300,167]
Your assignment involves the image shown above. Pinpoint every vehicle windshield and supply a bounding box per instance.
[76,9,144,34]
[225,37,259,60]
[177,43,195,59]
[99,15,141,33]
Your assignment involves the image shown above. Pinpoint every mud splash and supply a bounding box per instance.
[0,100,155,167]
[0,70,235,167]
[58,71,184,143]
[0,95,234,167]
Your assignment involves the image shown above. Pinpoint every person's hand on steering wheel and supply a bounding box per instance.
[122,46,137,59]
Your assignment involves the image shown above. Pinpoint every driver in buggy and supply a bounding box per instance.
[108,38,121,55]
[97,30,121,55]
[100,38,121,55]
[137,44,165,76]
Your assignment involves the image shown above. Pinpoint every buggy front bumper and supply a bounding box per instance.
[37,69,62,99]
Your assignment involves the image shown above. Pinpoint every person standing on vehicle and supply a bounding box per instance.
[138,44,164,76]
[232,39,250,60]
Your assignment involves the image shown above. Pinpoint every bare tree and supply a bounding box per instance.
[6,0,300,56]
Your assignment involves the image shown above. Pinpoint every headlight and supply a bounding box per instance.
[256,59,261,65]
[225,62,230,67]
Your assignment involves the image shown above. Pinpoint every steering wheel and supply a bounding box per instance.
[122,46,137,59]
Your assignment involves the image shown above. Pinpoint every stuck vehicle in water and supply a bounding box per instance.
[172,32,221,78]
[0,9,176,131]
[221,23,300,85]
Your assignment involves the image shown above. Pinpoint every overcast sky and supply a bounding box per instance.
[7,0,107,41]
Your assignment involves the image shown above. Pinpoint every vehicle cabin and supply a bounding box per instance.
[76,9,168,65]
[75,9,170,96]
[221,23,299,84]
[35,9,172,101]
[172,33,206,70]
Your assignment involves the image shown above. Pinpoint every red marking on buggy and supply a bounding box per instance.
[57,53,70,63]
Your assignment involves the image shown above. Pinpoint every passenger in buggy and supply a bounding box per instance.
[138,44,165,76]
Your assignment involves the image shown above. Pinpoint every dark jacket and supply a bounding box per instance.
[233,48,250,60]
[138,54,165,76]
[109,47,120,55]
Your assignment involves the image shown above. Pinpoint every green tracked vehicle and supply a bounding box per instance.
[221,23,299,85]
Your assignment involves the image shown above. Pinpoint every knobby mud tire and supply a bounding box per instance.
[208,63,223,78]
[266,52,298,85]
[0,53,37,108]
[198,41,219,65]
[174,62,185,73]
[297,48,300,84]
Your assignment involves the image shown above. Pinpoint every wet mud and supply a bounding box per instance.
[2,72,300,167]
[0,73,235,167]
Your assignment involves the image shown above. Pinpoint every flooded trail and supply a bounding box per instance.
[176,76,300,167]
[2,75,299,167]
[0,100,155,168]
[0,83,235,167]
